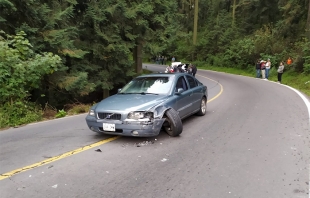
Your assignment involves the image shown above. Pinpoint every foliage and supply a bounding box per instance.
[66,103,91,115]
[0,100,43,128]
[0,30,63,104]
[0,0,310,128]
[301,39,310,74]
[55,109,67,118]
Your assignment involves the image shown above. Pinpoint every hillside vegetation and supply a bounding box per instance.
[0,0,309,128]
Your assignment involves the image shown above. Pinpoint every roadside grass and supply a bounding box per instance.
[66,103,92,115]
[0,103,92,130]
[199,65,310,97]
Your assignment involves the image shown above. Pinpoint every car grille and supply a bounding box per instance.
[97,112,121,120]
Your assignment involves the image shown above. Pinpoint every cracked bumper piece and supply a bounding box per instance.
[85,115,165,137]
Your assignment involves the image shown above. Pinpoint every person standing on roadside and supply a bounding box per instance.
[286,57,292,65]
[255,59,261,78]
[191,64,197,77]
[161,56,164,65]
[277,62,284,83]
[171,56,175,62]
[265,59,271,80]
[260,60,266,79]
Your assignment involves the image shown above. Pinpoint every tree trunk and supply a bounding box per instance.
[134,41,143,74]
[232,0,237,27]
[193,0,199,45]
[307,0,310,39]
[103,89,109,99]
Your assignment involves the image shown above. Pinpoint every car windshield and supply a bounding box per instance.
[119,76,172,95]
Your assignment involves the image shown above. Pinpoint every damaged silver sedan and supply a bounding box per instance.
[85,73,208,137]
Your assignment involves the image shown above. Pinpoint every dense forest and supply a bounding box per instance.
[0,0,309,127]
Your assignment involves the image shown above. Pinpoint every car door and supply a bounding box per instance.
[174,76,193,118]
[185,75,202,112]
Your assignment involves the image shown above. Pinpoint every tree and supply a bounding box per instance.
[0,31,63,104]
[306,0,310,39]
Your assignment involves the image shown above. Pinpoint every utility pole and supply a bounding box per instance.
[193,0,198,45]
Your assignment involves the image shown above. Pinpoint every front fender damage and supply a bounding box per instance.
[151,105,170,119]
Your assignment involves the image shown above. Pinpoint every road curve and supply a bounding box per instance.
[0,64,309,198]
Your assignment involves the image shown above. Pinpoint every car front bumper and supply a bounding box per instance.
[85,115,165,137]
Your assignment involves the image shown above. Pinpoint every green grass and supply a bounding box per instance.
[199,65,310,97]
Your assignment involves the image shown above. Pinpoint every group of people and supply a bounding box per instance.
[255,57,291,83]
[165,63,197,76]
[153,56,167,65]
[255,59,272,80]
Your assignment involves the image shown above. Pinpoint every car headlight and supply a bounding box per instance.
[89,109,95,116]
[127,111,153,120]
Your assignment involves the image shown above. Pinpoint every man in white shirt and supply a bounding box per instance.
[265,59,271,80]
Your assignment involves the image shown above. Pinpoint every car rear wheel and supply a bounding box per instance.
[196,97,207,116]
[163,108,183,137]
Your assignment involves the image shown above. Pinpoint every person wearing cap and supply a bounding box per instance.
[265,59,271,80]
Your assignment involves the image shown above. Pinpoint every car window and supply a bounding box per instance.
[186,75,197,89]
[196,79,203,86]
[120,76,173,94]
[175,76,188,92]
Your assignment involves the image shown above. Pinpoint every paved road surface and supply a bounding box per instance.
[0,64,309,198]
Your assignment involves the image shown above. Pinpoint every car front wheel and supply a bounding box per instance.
[196,97,207,116]
[163,108,183,137]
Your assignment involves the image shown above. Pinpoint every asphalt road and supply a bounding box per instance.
[0,64,309,198]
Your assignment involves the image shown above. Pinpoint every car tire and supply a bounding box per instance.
[163,108,183,137]
[196,97,207,116]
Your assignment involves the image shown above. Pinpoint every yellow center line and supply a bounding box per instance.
[0,136,120,181]
[197,74,224,103]
[0,74,223,181]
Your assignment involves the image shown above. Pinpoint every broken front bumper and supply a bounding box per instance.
[85,115,165,137]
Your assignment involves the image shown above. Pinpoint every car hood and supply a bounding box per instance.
[95,94,169,112]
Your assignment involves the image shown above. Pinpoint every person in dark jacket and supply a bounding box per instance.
[255,59,261,78]
[191,64,197,77]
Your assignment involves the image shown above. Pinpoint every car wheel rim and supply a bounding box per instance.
[201,99,206,113]
[164,118,173,132]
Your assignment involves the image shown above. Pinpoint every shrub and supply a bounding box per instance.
[55,109,67,118]
[66,104,91,115]
[0,101,43,128]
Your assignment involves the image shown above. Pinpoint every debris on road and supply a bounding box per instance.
[161,158,168,162]
[135,140,154,147]
[95,148,102,152]
[16,186,26,191]
[47,165,53,169]
[52,184,58,188]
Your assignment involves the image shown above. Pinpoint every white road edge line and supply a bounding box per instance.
[282,85,310,198]
[282,85,310,129]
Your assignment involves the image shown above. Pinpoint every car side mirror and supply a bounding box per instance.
[175,88,184,95]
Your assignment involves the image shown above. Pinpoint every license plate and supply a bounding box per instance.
[102,123,115,131]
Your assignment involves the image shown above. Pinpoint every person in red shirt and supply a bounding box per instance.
[287,57,292,65]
